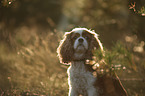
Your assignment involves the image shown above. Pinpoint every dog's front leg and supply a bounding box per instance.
[69,87,78,96]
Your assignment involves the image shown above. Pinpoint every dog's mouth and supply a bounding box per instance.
[75,44,87,53]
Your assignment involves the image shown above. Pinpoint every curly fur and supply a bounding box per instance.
[57,32,74,64]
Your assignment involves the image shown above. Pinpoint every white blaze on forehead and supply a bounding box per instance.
[73,29,83,36]
[72,28,98,37]
[72,28,88,31]
[72,28,89,36]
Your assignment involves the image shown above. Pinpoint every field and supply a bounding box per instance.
[0,0,145,95]
[0,26,145,96]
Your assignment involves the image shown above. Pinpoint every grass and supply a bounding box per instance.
[1,73,68,96]
[0,26,68,96]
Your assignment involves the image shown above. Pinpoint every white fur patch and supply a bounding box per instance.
[67,61,98,96]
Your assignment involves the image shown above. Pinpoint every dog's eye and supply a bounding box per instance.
[71,33,80,40]
[85,36,88,39]
[82,32,91,40]
[73,36,78,39]
[84,36,90,40]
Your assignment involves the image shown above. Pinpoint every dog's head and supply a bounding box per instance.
[57,28,103,64]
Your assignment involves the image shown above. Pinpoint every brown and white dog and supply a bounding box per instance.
[57,28,127,96]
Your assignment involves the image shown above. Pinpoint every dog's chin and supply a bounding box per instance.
[75,45,87,53]
[73,45,87,60]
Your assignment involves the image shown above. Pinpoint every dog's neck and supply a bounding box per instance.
[71,61,86,68]
[70,61,86,72]
[70,60,94,72]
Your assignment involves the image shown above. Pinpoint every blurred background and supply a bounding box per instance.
[0,0,145,95]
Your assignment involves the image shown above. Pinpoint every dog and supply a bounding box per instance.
[57,28,127,96]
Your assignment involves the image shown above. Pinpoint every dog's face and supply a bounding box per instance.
[70,29,93,59]
[57,28,103,64]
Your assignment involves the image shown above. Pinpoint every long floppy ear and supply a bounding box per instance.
[92,34,104,52]
[85,31,104,60]
[57,32,74,64]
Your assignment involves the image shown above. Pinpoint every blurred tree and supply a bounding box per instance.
[0,0,63,45]
[128,0,145,41]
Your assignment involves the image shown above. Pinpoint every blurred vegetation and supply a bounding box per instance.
[93,41,145,95]
[0,0,145,96]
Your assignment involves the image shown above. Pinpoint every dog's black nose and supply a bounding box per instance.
[78,38,84,43]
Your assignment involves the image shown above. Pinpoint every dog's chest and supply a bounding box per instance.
[67,62,96,93]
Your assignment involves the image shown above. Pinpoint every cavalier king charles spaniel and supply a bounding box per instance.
[57,28,127,96]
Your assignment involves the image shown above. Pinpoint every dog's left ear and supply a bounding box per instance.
[57,32,74,64]
[92,34,103,50]
[85,33,103,60]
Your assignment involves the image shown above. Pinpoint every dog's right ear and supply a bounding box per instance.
[57,32,74,64]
